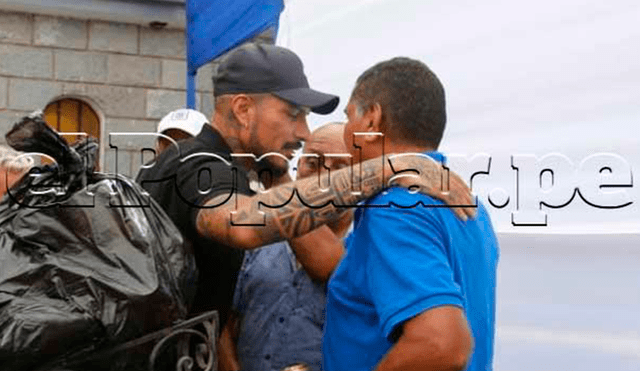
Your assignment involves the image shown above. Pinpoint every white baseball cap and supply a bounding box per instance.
[156,109,209,137]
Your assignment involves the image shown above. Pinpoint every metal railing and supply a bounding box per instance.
[37,310,218,371]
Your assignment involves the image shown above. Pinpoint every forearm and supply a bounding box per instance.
[197,155,390,248]
[289,225,345,282]
[196,153,472,249]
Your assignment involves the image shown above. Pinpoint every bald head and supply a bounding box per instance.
[297,122,348,179]
[0,146,33,198]
[310,122,346,141]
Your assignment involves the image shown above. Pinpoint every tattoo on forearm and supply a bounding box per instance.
[198,153,464,246]
[231,156,389,241]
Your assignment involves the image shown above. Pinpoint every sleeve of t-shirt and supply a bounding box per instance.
[175,154,253,231]
[363,189,465,341]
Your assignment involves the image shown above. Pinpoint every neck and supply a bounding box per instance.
[211,112,267,173]
[211,113,245,154]
[382,141,436,157]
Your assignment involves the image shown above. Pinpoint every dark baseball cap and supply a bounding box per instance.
[214,43,339,115]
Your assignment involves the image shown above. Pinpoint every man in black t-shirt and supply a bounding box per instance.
[136,43,475,325]
[136,123,254,321]
[136,43,340,323]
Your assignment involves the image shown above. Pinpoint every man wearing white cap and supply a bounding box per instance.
[155,108,209,154]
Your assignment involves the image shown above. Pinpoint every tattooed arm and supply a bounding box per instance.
[196,154,474,250]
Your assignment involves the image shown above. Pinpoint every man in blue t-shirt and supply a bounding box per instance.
[323,58,500,371]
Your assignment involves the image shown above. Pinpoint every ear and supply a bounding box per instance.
[229,94,256,129]
[363,103,383,143]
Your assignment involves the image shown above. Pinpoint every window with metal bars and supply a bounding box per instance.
[43,98,101,168]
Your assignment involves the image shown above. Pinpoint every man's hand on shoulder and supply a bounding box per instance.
[387,153,476,221]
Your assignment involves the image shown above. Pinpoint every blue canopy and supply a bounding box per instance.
[185,0,285,107]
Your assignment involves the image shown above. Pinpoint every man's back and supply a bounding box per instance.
[323,153,499,371]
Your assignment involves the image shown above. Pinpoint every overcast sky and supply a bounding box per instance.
[277,0,640,234]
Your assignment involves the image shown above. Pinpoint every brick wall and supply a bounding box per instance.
[0,10,215,177]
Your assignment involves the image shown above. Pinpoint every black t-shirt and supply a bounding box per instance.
[136,125,252,324]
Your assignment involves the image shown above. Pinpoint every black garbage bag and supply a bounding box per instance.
[0,113,196,370]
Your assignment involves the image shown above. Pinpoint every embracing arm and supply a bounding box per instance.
[196,154,474,250]
[375,306,473,371]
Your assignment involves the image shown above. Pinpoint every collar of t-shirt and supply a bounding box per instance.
[425,150,445,163]
[196,124,233,159]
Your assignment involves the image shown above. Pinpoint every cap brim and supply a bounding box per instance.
[272,88,339,115]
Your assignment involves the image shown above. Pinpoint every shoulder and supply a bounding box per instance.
[367,187,492,226]
[363,187,446,224]
[360,187,490,243]
[177,138,233,168]
[352,188,446,246]
[367,186,444,207]
[174,138,250,190]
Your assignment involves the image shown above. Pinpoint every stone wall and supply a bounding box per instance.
[0,10,214,177]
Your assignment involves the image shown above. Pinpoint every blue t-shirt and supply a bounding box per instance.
[322,152,499,371]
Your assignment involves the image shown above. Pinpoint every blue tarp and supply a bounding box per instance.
[185,0,285,107]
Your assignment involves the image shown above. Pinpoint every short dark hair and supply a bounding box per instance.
[351,57,446,148]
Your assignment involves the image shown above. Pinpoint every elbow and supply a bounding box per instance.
[196,209,220,242]
[196,209,264,250]
[449,343,473,371]
[227,233,262,250]
[400,334,473,371]
[400,306,474,371]
[416,323,473,371]
[195,210,207,238]
[437,330,474,371]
